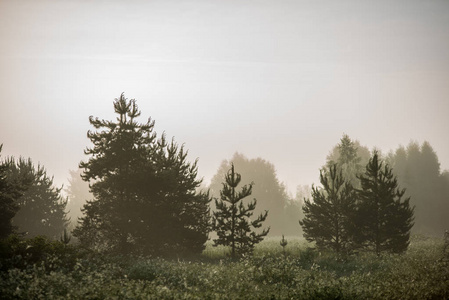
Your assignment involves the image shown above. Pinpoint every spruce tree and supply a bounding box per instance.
[357,151,414,255]
[74,93,210,256]
[212,164,269,259]
[300,164,357,255]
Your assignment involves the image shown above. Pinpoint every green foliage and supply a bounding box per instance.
[0,234,82,273]
[74,94,211,256]
[1,236,448,299]
[357,151,415,255]
[303,150,415,257]
[4,156,68,239]
[300,164,357,255]
[0,145,21,239]
[212,164,269,259]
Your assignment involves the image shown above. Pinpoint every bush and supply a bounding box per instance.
[0,235,448,299]
[0,234,83,272]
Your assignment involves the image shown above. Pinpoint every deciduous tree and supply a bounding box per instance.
[325,134,370,188]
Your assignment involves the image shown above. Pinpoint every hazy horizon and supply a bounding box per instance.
[1,0,448,194]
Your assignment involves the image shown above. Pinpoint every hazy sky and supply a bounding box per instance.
[1,0,448,194]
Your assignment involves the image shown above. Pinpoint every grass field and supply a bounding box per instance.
[1,235,448,299]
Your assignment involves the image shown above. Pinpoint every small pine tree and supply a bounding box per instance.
[280,235,288,257]
[212,164,269,259]
[209,153,293,236]
[357,151,414,255]
[300,164,357,255]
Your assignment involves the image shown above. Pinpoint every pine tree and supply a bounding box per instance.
[300,164,357,255]
[74,94,157,254]
[357,151,414,255]
[5,157,68,239]
[209,153,293,236]
[212,164,269,259]
[280,235,288,257]
[74,94,210,256]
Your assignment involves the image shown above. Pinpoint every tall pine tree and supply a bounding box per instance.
[300,164,357,255]
[212,164,269,259]
[74,94,210,256]
[357,151,414,255]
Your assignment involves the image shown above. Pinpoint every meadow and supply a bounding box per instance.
[1,235,448,299]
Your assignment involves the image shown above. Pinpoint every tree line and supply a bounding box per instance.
[302,147,414,256]
[1,94,448,259]
[324,135,449,237]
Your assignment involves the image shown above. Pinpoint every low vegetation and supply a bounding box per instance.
[1,235,448,299]
[2,97,449,299]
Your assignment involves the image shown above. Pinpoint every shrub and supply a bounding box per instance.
[0,234,82,272]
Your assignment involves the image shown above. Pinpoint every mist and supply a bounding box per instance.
[1,0,448,197]
[1,1,449,297]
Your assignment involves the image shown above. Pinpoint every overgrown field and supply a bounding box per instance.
[1,235,448,299]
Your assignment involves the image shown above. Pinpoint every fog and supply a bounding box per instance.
[1,0,448,195]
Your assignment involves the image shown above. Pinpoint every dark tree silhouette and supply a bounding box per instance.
[212,164,269,259]
[5,157,68,239]
[357,151,414,255]
[74,94,211,256]
[0,145,22,239]
[300,164,357,255]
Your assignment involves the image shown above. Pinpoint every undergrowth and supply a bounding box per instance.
[0,235,448,299]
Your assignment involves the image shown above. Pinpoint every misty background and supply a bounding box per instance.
[1,0,448,200]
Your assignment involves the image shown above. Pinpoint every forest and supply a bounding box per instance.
[1,94,448,299]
